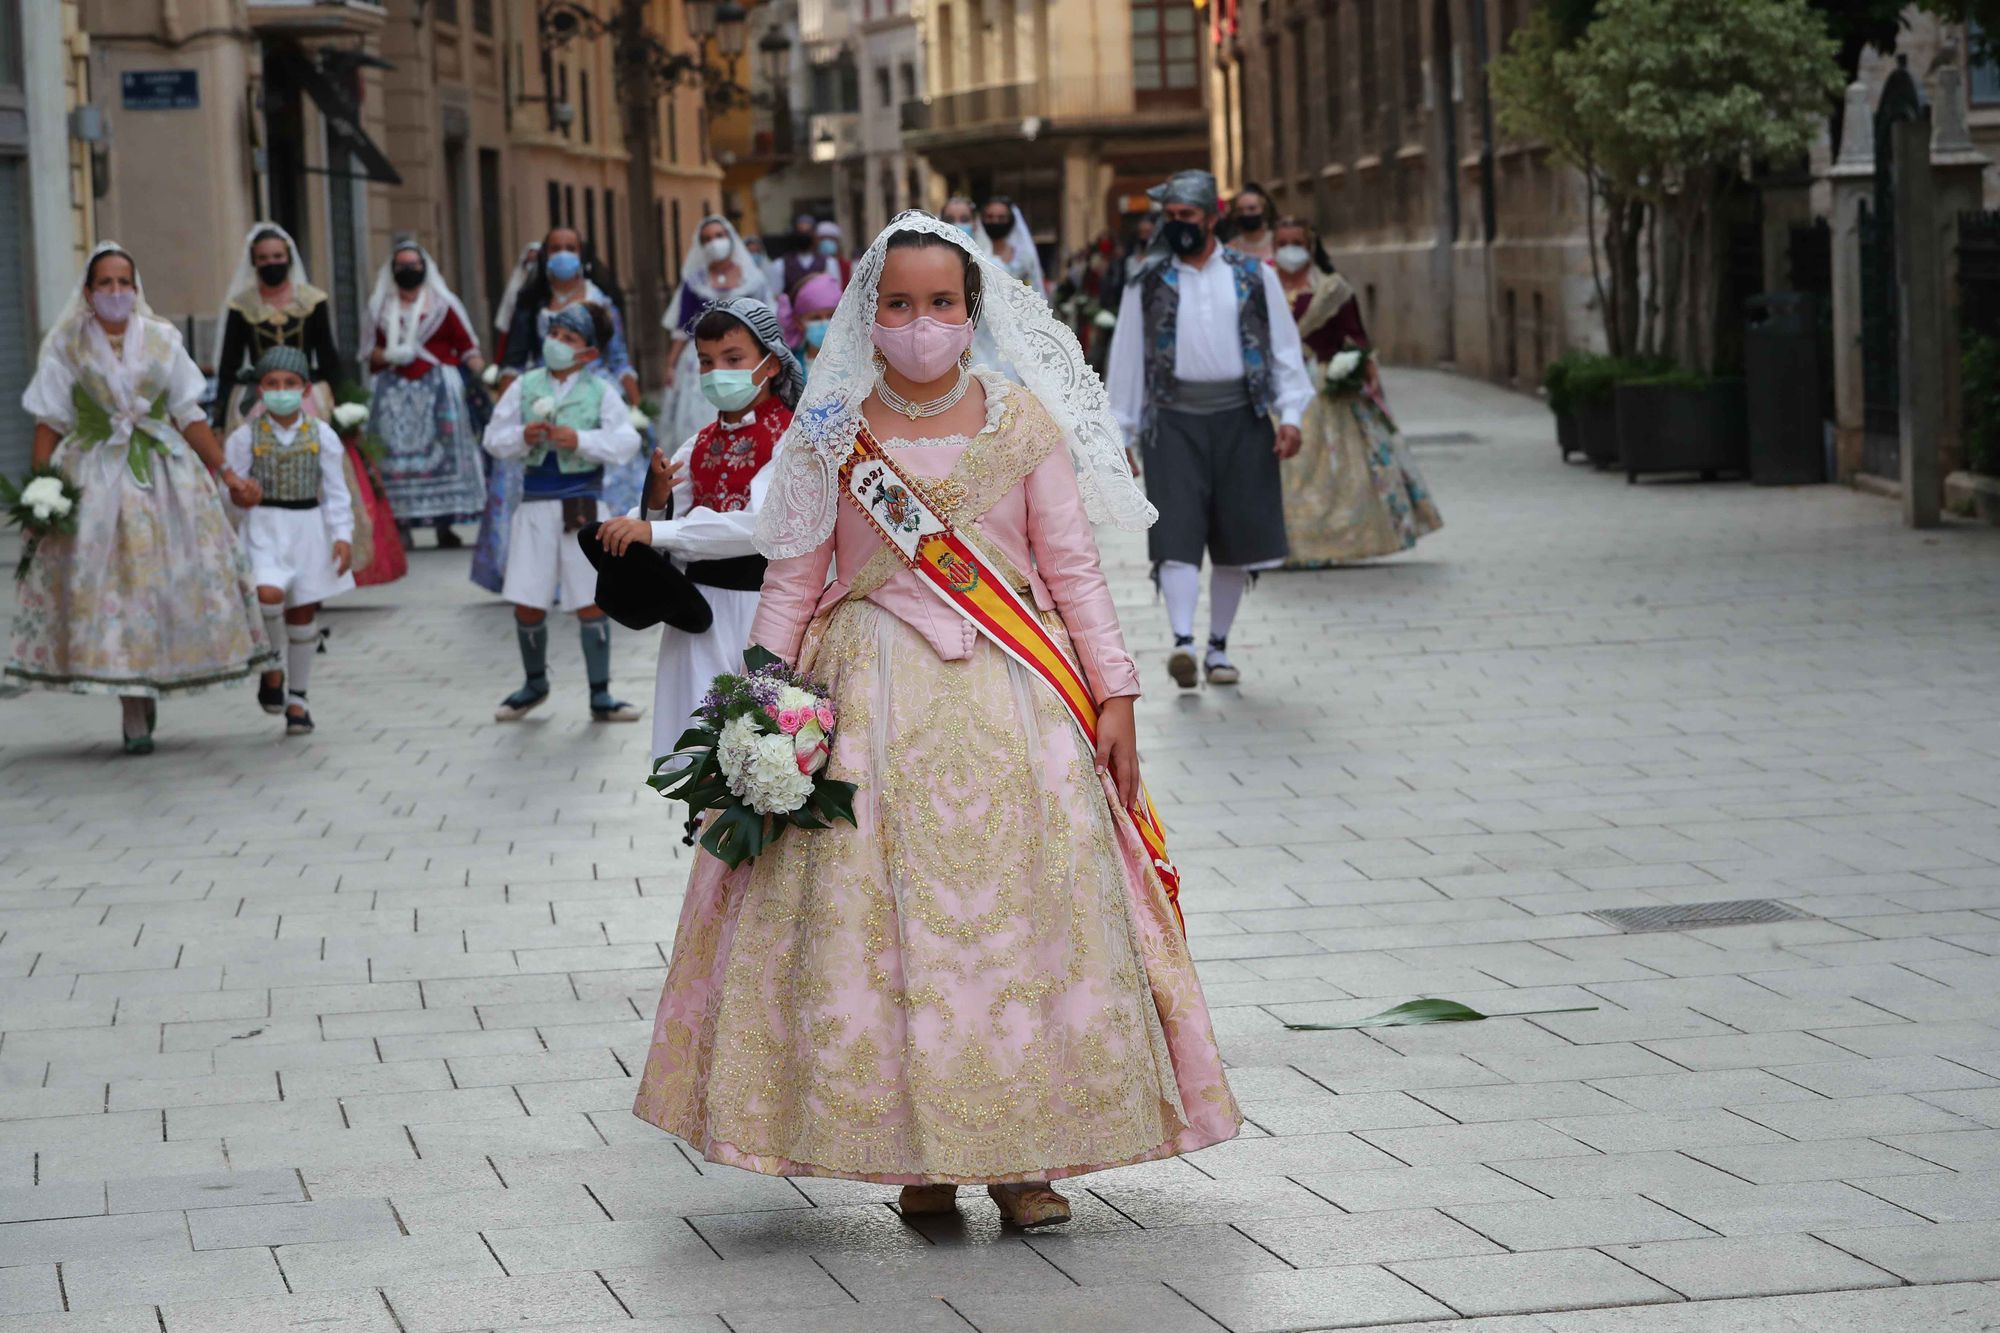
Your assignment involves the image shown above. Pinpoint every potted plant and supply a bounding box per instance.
[1545,351,1587,461]
[1963,333,2000,523]
[1615,370,1750,482]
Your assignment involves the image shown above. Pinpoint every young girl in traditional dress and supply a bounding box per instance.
[1273,219,1442,566]
[596,296,802,760]
[7,244,273,753]
[222,347,354,736]
[659,216,778,448]
[362,241,488,547]
[633,213,1239,1229]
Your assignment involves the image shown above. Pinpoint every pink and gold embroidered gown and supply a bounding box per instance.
[632,378,1240,1184]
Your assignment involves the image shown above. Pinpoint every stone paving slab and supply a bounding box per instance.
[5,368,2000,1330]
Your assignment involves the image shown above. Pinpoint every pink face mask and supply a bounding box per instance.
[91,289,137,323]
[871,314,976,383]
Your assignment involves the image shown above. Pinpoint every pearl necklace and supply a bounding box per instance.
[876,366,971,420]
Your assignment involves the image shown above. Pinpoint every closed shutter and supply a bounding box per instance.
[0,157,33,477]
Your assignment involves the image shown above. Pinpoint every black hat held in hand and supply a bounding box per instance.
[577,522,714,635]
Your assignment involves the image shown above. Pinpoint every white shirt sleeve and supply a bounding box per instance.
[574,381,642,466]
[317,423,354,544]
[1105,282,1146,443]
[483,379,527,459]
[222,423,253,482]
[1260,262,1316,429]
[21,350,78,430]
[649,460,771,562]
[164,329,210,428]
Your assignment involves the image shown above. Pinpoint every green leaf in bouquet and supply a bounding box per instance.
[742,644,782,673]
[1282,997,1598,1032]
[701,804,777,869]
[813,779,858,828]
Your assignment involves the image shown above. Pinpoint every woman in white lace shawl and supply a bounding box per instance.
[632,212,1240,1231]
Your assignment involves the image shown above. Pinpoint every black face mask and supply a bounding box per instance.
[1236,212,1266,233]
[393,266,426,290]
[256,261,291,287]
[983,217,1011,235]
[1163,218,1207,258]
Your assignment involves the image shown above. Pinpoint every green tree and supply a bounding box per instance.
[1565,0,1843,372]
[1492,7,1647,356]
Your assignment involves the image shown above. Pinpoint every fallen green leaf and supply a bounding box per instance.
[1283,997,1599,1031]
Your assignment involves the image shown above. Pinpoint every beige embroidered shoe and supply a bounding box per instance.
[897,1184,959,1216]
[988,1182,1072,1229]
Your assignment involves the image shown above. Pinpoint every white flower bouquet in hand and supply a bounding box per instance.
[649,646,858,867]
[528,395,558,423]
[331,402,370,433]
[0,466,83,579]
[1323,344,1372,400]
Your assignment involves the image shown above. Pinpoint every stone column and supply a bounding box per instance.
[1930,52,1992,482]
[1894,111,1942,528]
[1827,80,1874,484]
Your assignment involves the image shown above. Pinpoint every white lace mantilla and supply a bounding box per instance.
[754,211,1154,560]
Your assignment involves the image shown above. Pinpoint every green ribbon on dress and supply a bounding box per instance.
[70,384,174,486]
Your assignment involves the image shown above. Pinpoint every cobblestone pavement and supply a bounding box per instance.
[5,368,2000,1332]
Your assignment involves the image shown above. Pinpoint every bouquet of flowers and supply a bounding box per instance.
[1324,344,1372,399]
[331,402,371,434]
[649,646,858,867]
[0,466,82,579]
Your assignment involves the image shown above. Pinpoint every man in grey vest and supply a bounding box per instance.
[1106,169,1313,688]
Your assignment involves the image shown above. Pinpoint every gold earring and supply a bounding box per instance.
[872,347,887,373]
[959,347,973,370]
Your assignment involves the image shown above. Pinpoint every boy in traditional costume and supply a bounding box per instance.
[222,346,355,736]
[481,304,643,723]
[595,297,802,759]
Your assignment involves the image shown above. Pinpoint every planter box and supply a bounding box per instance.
[1555,409,1581,462]
[1575,398,1621,470]
[1614,379,1749,483]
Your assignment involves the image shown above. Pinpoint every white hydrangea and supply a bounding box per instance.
[774,685,818,713]
[1328,350,1364,381]
[330,402,370,431]
[716,714,814,815]
[529,396,557,422]
[628,406,651,430]
[20,476,72,522]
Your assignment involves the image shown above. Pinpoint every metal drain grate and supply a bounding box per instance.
[1589,899,1811,934]
[1404,431,1482,446]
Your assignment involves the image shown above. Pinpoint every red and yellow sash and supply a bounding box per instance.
[839,425,1184,930]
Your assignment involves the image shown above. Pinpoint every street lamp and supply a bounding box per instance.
[715,3,749,58]
[686,0,719,40]
[758,26,791,89]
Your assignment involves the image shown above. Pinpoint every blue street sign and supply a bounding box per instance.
[120,70,200,111]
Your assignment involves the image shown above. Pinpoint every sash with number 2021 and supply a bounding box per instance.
[838,424,1185,931]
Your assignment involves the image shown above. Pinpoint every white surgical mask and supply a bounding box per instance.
[703,236,733,263]
[1274,245,1313,274]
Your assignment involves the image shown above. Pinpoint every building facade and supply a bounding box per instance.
[851,0,931,241]
[1214,2,2000,392]
[906,0,1209,264]
[36,0,721,410]
[4,0,94,477]
[1213,0,1592,385]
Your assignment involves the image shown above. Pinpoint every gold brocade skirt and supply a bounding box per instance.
[633,599,1241,1183]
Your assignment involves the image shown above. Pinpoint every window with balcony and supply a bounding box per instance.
[580,71,592,143]
[472,0,493,36]
[435,0,458,26]
[900,61,916,100]
[1131,0,1199,105]
[876,65,892,111]
[1324,1,1343,154]
[1358,0,1378,134]
[1293,25,1311,176]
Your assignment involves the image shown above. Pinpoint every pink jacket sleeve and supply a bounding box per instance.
[1023,446,1141,702]
[747,537,834,666]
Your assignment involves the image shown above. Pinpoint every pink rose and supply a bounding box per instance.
[815,703,835,729]
[776,708,804,735]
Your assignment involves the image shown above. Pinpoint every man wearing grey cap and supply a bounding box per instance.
[1106,169,1314,689]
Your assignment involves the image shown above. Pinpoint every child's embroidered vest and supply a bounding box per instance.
[249,415,322,504]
